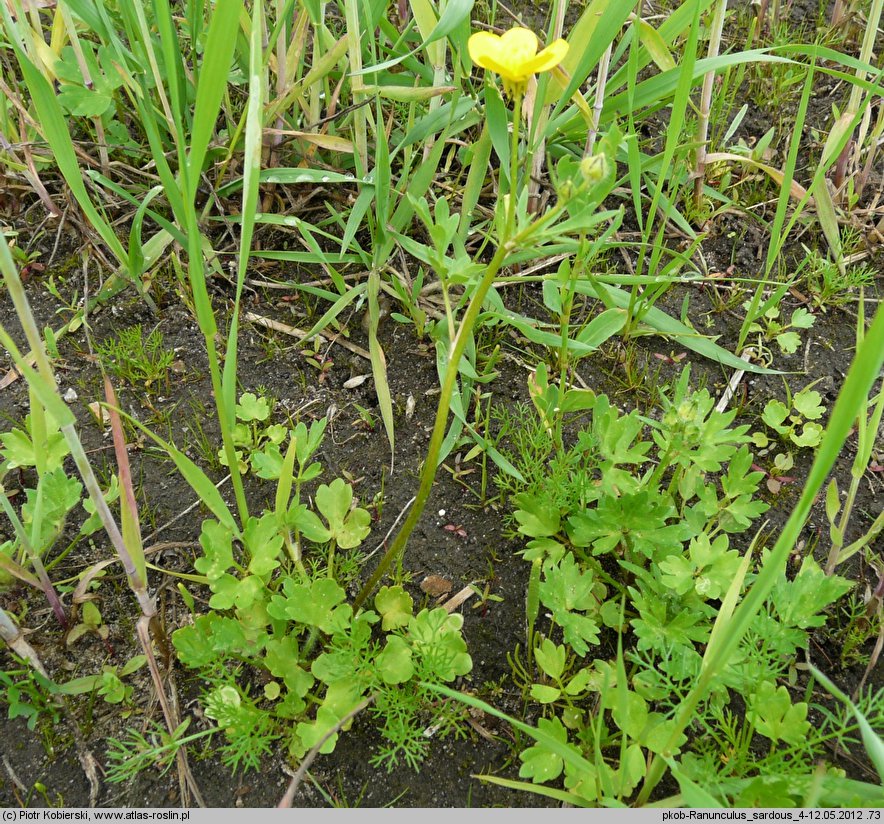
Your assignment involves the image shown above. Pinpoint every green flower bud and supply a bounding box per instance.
[580,154,608,183]
[557,178,576,202]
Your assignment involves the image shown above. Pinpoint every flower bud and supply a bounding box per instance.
[557,178,576,202]
[580,154,608,183]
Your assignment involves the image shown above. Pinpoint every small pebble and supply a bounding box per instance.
[63,388,78,403]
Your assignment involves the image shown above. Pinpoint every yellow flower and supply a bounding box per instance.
[468,27,569,97]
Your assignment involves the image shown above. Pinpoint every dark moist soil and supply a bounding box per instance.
[1,223,880,807]
[2,1,884,807]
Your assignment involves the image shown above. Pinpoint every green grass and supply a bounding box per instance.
[1,0,883,807]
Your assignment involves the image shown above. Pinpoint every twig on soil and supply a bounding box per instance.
[715,348,755,414]
[143,476,231,543]
[244,311,370,360]
[362,495,416,563]
[2,755,27,796]
[0,606,49,677]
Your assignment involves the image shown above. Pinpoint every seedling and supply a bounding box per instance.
[217,392,287,476]
[66,600,109,646]
[800,244,875,308]
[96,324,175,389]
[753,384,827,449]
[743,303,816,356]
[753,451,797,494]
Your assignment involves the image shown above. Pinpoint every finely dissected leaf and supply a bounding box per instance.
[810,665,884,785]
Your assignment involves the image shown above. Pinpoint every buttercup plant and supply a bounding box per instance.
[353,27,617,610]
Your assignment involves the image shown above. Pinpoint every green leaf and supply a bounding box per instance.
[534,638,567,681]
[376,635,414,685]
[315,478,371,549]
[209,573,264,611]
[792,422,824,448]
[244,513,283,576]
[530,684,562,704]
[295,681,362,756]
[762,400,790,431]
[790,308,815,329]
[172,614,251,669]
[375,585,413,631]
[539,554,601,656]
[236,392,270,422]
[513,493,561,538]
[267,577,346,632]
[793,389,825,420]
[611,690,648,740]
[568,491,690,560]
[408,608,472,681]
[287,503,331,543]
[264,635,313,698]
[519,716,572,783]
[251,443,284,479]
[775,331,801,354]
[194,520,234,581]
[775,556,853,630]
[748,681,810,744]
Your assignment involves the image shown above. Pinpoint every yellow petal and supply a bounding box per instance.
[523,38,569,76]
[468,30,521,82]
[468,31,503,70]
[498,27,539,60]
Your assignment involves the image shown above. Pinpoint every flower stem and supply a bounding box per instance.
[507,91,523,240]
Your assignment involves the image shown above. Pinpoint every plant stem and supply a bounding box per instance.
[507,90,522,240]
[353,238,514,609]
[693,0,727,210]
[353,87,535,609]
